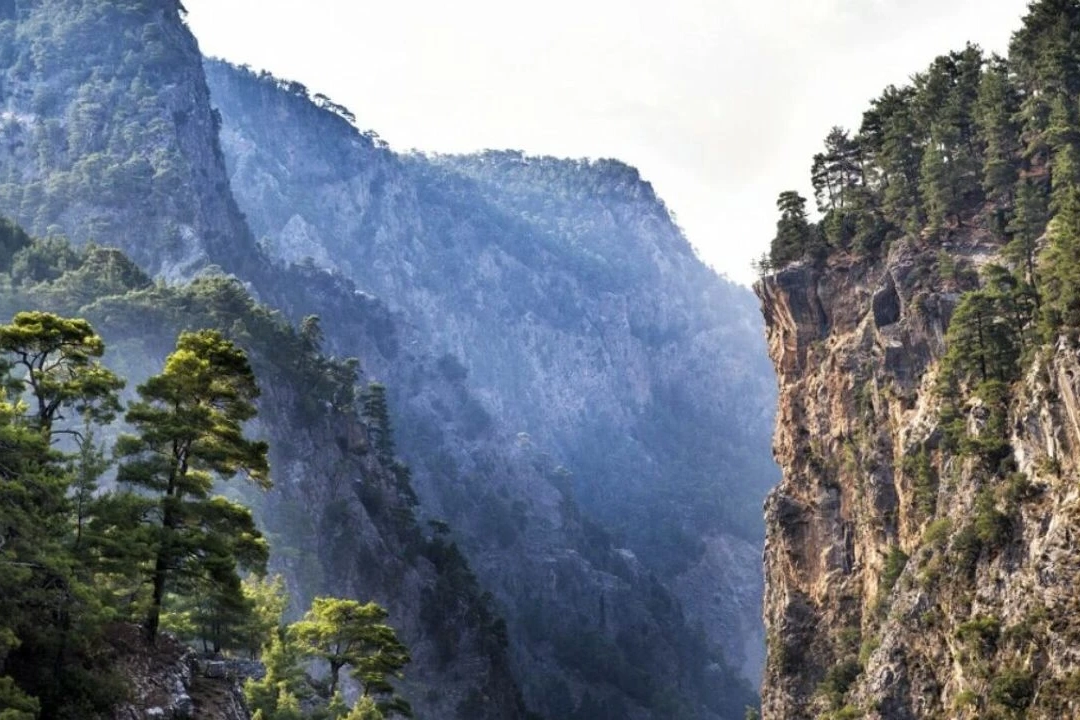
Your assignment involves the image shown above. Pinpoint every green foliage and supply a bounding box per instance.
[0,676,39,720]
[0,310,123,433]
[880,546,909,597]
[0,218,31,273]
[361,383,394,460]
[977,56,1023,203]
[989,668,1035,713]
[902,447,938,519]
[342,697,384,720]
[951,524,982,577]
[1040,185,1080,336]
[0,310,127,717]
[0,220,427,718]
[811,127,864,215]
[114,329,270,642]
[973,488,1010,549]
[244,630,312,720]
[291,598,411,716]
[818,657,862,710]
[955,615,1001,656]
[922,518,953,548]
[239,574,289,661]
[768,191,816,267]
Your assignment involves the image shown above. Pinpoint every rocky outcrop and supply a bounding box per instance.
[757,230,1080,719]
[0,0,261,279]
[109,626,249,720]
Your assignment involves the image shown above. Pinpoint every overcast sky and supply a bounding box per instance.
[183,0,1031,285]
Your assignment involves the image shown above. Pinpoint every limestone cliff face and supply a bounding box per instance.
[757,234,1080,719]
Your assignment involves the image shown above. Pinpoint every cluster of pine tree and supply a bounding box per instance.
[0,311,265,716]
[761,0,1080,325]
[765,0,1080,450]
[0,222,415,718]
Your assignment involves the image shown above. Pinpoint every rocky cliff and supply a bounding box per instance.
[753,4,1080,715]
[757,229,1080,719]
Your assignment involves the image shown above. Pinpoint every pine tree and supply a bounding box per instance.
[1010,0,1080,164]
[361,383,394,459]
[0,311,123,435]
[1039,185,1080,335]
[811,127,863,212]
[769,191,813,266]
[0,312,124,713]
[861,86,923,232]
[1005,178,1049,286]
[290,597,410,713]
[114,329,270,642]
[976,56,1022,203]
[920,129,954,234]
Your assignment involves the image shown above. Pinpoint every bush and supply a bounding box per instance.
[955,615,1001,656]
[880,546,909,596]
[990,668,1034,711]
[819,657,862,709]
[923,518,952,548]
[952,524,981,577]
[974,490,1010,549]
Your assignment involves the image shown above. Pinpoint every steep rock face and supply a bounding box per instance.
[0,0,260,279]
[205,62,778,692]
[756,232,1080,719]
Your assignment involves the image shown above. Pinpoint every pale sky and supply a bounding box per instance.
[183,0,1030,286]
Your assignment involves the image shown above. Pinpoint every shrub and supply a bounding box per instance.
[880,546,909,596]
[989,668,1034,711]
[819,657,862,709]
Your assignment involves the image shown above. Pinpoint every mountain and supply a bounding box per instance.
[0,2,778,718]
[205,61,778,686]
[756,2,1080,717]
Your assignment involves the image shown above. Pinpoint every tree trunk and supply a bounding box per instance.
[146,541,170,643]
[330,660,343,697]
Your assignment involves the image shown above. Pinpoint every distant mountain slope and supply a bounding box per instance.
[0,4,528,718]
[206,60,778,690]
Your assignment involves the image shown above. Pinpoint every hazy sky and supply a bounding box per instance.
[183,0,1031,285]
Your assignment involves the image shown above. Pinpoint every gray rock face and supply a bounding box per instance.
[109,628,246,720]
